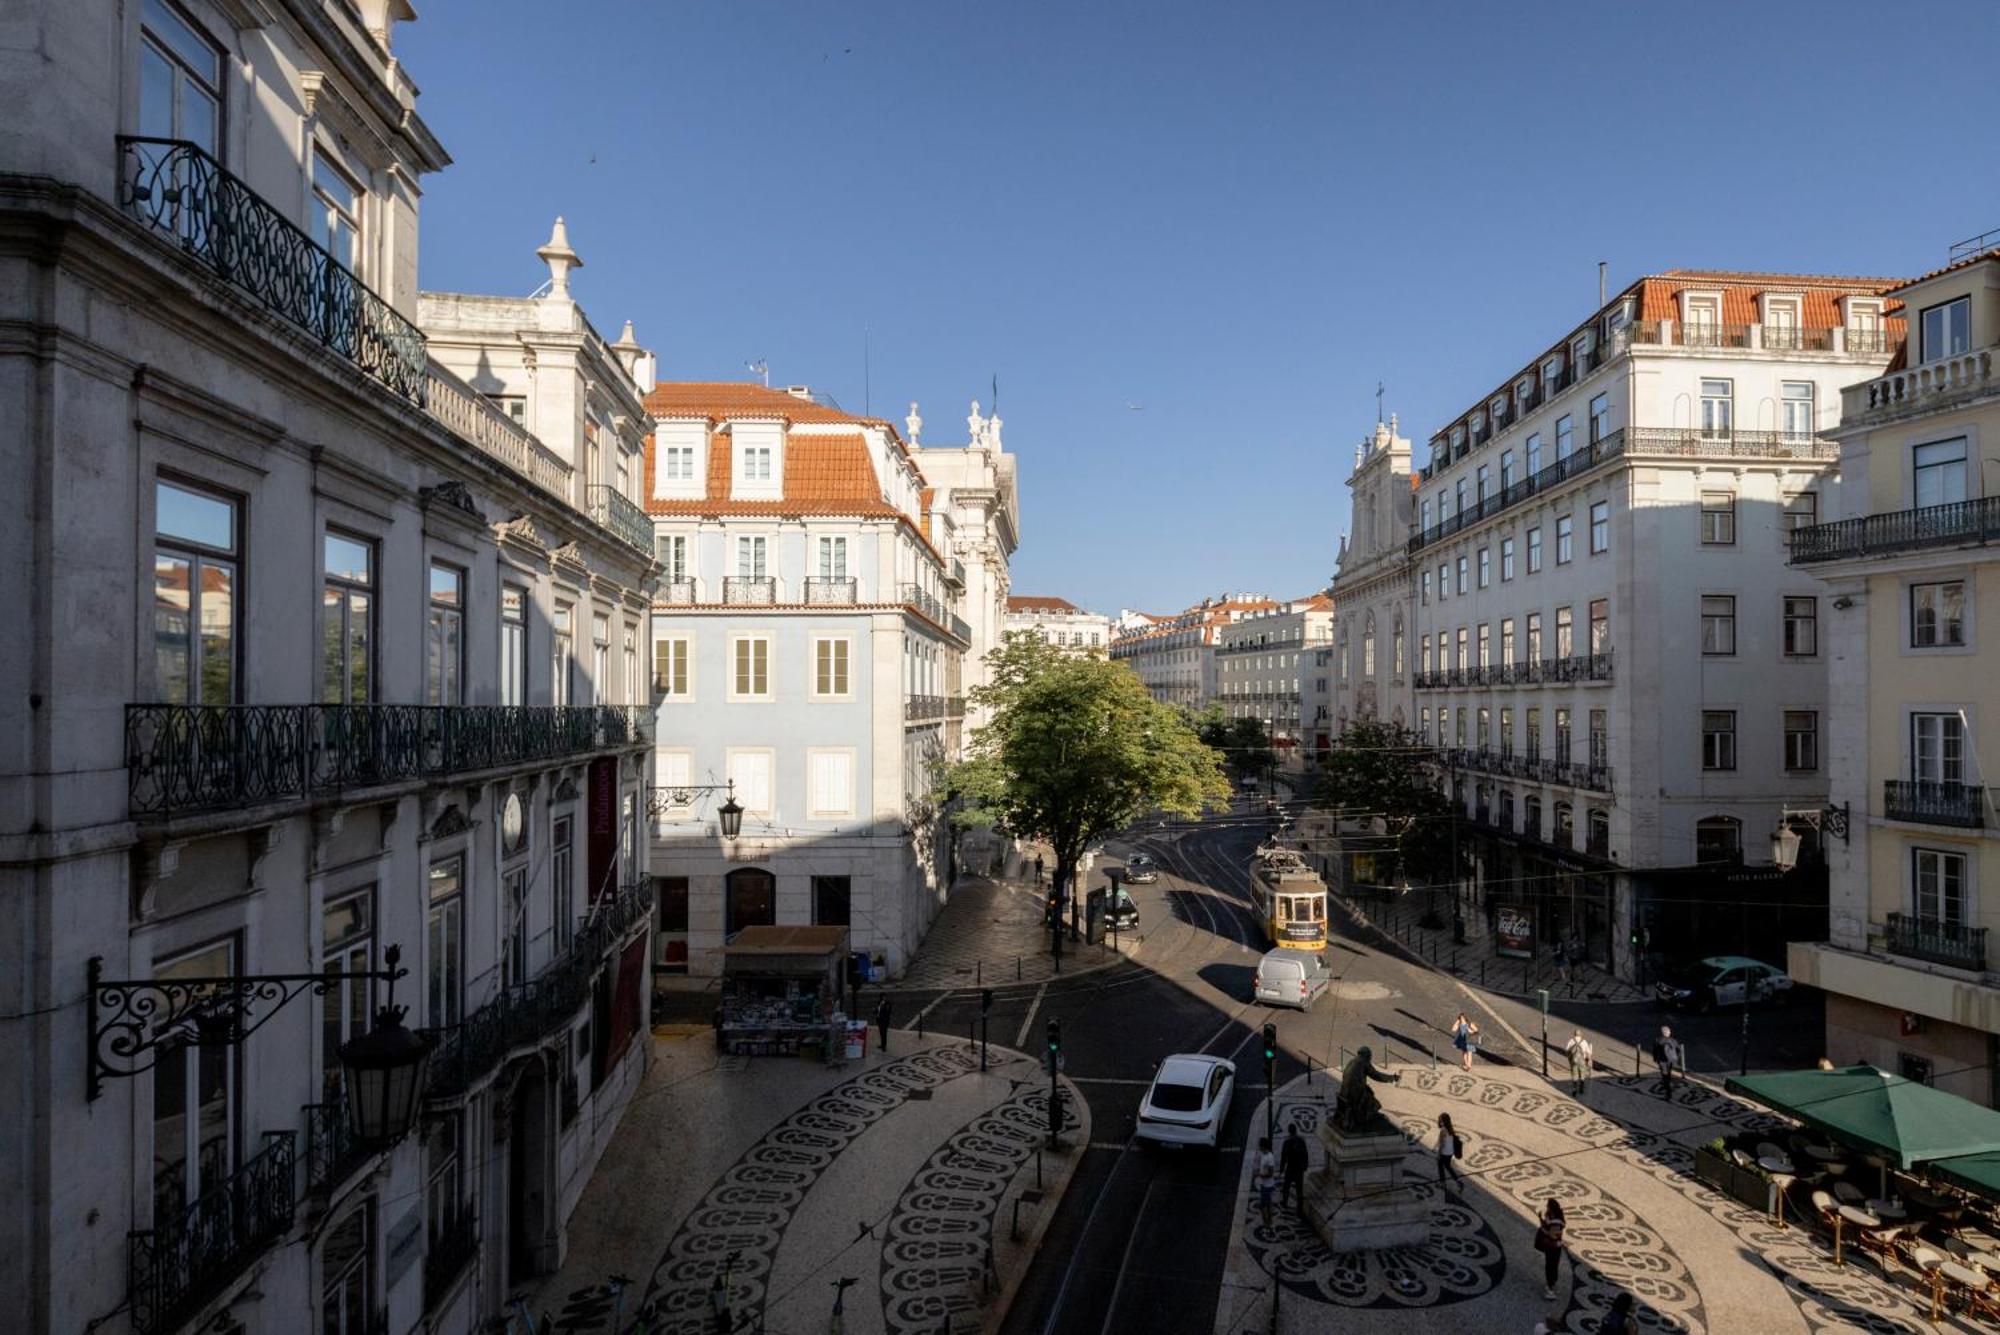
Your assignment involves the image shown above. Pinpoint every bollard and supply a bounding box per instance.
[1480,960,1486,987]
[977,960,982,988]
[1012,1197,1024,1242]
[1429,1044,1436,1070]
[1635,1044,1642,1078]
[918,1010,925,1040]
[1016,956,1022,982]
[1036,1148,1043,1190]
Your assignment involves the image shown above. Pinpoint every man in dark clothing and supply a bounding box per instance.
[1280,1129,1310,1211]
[876,997,893,1053]
[1034,853,1045,886]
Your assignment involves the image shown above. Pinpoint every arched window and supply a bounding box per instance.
[1587,808,1610,858]
[725,867,777,935]
[1552,802,1574,848]
[1523,795,1543,839]
[1499,789,1516,832]
[1695,816,1742,863]
[1362,612,1377,677]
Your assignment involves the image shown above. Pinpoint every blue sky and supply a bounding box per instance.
[404,2,2000,616]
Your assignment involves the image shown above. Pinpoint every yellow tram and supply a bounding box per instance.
[1248,845,1329,951]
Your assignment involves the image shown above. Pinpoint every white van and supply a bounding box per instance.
[1254,948,1331,1011]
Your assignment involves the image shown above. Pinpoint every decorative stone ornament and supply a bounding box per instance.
[537,216,582,299]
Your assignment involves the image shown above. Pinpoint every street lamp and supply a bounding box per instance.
[1771,802,1848,871]
[336,944,430,1146]
[647,778,744,840]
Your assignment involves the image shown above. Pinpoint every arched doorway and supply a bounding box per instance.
[725,867,776,937]
[506,1062,551,1285]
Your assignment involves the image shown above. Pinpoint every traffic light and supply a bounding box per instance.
[981,988,994,1014]
[1046,1018,1061,1056]
[1262,1023,1278,1064]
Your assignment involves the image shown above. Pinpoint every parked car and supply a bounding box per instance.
[1122,853,1159,885]
[1107,889,1140,930]
[1254,947,1332,1011]
[1136,1054,1236,1149]
[1655,955,1793,1012]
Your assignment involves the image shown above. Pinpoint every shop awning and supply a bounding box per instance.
[1931,1151,2000,1201]
[1726,1064,2000,1171]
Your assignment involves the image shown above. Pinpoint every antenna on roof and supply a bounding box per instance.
[744,359,769,387]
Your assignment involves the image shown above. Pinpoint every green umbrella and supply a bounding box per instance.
[1931,1151,2000,1202]
[1725,1065,2000,1171]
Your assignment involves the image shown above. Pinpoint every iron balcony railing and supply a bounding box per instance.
[950,613,973,642]
[1760,325,1835,352]
[1885,912,1987,972]
[804,576,858,604]
[125,704,647,819]
[423,882,648,1101]
[661,578,698,605]
[1790,495,2000,565]
[586,485,653,556]
[424,1201,479,1309]
[946,695,967,717]
[721,576,776,604]
[948,559,966,588]
[117,137,425,405]
[302,1092,370,1195]
[1884,780,1989,829]
[906,695,946,722]
[129,1131,296,1335]
[901,583,947,624]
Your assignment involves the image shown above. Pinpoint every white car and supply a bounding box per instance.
[1136,1053,1236,1150]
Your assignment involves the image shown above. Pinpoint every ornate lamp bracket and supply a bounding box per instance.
[1781,801,1851,844]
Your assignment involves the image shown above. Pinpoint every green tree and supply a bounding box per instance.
[1313,719,1458,888]
[950,634,1232,910]
[1192,706,1277,784]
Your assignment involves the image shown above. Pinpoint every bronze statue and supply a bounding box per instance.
[1334,1045,1401,1132]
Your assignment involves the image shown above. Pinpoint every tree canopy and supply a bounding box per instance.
[949,633,1232,887]
[1312,718,1459,886]
[1193,705,1277,782]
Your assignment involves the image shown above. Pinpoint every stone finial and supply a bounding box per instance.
[1389,411,1399,436]
[906,401,923,444]
[967,398,984,442]
[537,216,583,298]
[985,411,1003,450]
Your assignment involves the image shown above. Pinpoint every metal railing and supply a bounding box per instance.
[1845,328,1895,354]
[1884,780,1989,829]
[721,576,776,604]
[125,704,647,819]
[661,578,698,605]
[587,485,653,555]
[900,583,947,625]
[424,1201,479,1309]
[950,612,973,642]
[117,137,425,406]
[426,362,574,502]
[423,882,648,1100]
[1790,495,2000,565]
[302,1092,370,1195]
[1761,325,1834,352]
[906,695,946,722]
[1884,913,1987,972]
[948,559,966,588]
[803,576,857,604]
[128,1131,296,1335]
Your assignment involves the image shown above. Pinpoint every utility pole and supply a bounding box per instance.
[1262,1023,1278,1144]
[1538,988,1550,1079]
[1046,1019,1063,1150]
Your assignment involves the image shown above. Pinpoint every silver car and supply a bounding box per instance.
[1254,947,1332,1011]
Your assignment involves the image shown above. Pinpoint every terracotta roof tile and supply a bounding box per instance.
[1008,595,1082,613]
[1890,247,2000,292]
[644,429,899,518]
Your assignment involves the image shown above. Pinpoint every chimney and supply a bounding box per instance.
[1598,261,1607,305]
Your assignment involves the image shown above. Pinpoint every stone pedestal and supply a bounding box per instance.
[1301,1123,1428,1252]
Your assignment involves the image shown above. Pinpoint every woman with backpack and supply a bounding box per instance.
[1435,1112,1465,1193]
[1533,1197,1567,1299]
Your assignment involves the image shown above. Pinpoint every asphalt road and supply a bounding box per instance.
[879,796,1828,1335]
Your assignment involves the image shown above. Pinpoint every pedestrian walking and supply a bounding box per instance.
[1254,1136,1277,1225]
[1563,1029,1594,1098]
[1553,938,1570,986]
[1280,1127,1310,1212]
[1653,1025,1681,1097]
[1600,1292,1636,1335]
[1533,1197,1567,1299]
[1451,1012,1480,1070]
[1033,853,1045,886]
[1435,1113,1465,1193]
[875,997,893,1053]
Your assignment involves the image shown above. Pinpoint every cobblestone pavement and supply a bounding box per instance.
[1217,1063,1965,1334]
[896,872,1130,991]
[533,1029,1088,1335]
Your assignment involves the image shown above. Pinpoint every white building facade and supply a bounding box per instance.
[1330,416,1418,750]
[0,6,657,1333]
[1005,596,1110,653]
[1410,270,1900,976]
[1110,594,1276,707]
[1216,594,1335,764]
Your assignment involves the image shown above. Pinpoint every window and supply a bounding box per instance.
[725,867,777,936]
[1477,706,1491,745]
[654,874,689,970]
[1455,555,1468,596]
[1455,478,1468,518]
[807,750,855,817]
[425,564,464,705]
[1920,297,1971,364]
[1525,432,1542,476]
[1701,595,1736,655]
[1696,816,1742,863]
[1784,711,1818,772]
[1437,563,1449,600]
[1555,514,1573,564]
[1419,706,1432,742]
[551,604,573,706]
[1454,708,1467,747]
[1911,581,1966,647]
[1476,623,1490,668]
[1500,449,1515,490]
[740,442,773,481]
[657,533,688,583]
[1588,599,1609,656]
[500,585,528,707]
[1588,501,1609,553]
[1362,620,1376,675]
[654,636,691,697]
[813,637,851,696]
[1476,465,1491,505]
[1554,707,1572,761]
[817,535,849,579]
[1392,623,1405,675]
[1421,498,1433,531]
[1914,438,1969,509]
[426,856,464,1028]
[425,1114,462,1256]
[1554,606,1574,659]
[321,889,373,1088]
[624,624,639,705]
[1782,491,1818,545]
[813,876,852,927]
[1588,709,1607,768]
[1500,706,1514,755]
[1477,548,1491,588]
[322,532,374,704]
[1500,536,1515,580]
[552,816,573,953]
[154,479,238,705]
[736,534,768,578]
[139,0,220,154]
[321,1205,374,1335]
[591,614,610,703]
[731,636,770,698]
[501,866,529,988]
[1555,415,1574,461]
[1500,618,1516,664]
[1419,634,1431,673]
[1781,381,1815,440]
[1588,393,1610,443]
[1702,711,1737,770]
[1700,491,1736,545]
[1455,627,1468,670]
[310,153,361,270]
[1699,379,1733,439]
[1525,612,1543,663]
[1526,526,1543,573]
[1420,569,1431,606]
[1912,712,1965,784]
[1552,802,1574,848]
[1783,596,1818,656]
[661,441,696,481]
[1913,848,1967,927]
[1525,708,1542,761]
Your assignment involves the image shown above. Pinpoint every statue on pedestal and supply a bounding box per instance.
[1333,1046,1400,1133]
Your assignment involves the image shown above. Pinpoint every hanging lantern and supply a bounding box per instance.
[338,944,431,1146]
[718,780,744,840]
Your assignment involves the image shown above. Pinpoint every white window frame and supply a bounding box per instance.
[805,747,857,819]
[728,634,772,701]
[1781,381,1815,440]
[811,635,853,699]
[1913,437,1969,510]
[725,747,776,816]
[735,534,769,579]
[654,635,693,698]
[1920,297,1971,364]
[1912,846,1969,928]
[1909,579,1970,650]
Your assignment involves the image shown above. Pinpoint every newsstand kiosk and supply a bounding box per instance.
[718,925,852,1059]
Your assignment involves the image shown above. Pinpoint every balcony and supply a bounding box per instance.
[906,694,946,723]
[125,703,646,820]
[1761,325,1834,353]
[1884,780,1989,829]
[722,576,776,604]
[117,137,425,406]
[129,1131,295,1335]
[661,578,698,605]
[302,1091,371,1195]
[1845,348,1996,425]
[426,362,574,502]
[1790,495,2000,565]
[1885,912,1988,972]
[947,559,966,589]
[587,485,654,556]
[424,882,648,1100]
[950,612,974,642]
[424,1201,479,1309]
[804,576,857,604]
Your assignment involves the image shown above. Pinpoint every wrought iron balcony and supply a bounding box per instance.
[117,137,425,406]
[586,485,653,555]
[1885,912,1987,971]
[424,883,647,1101]
[1760,325,1834,352]
[129,1131,296,1335]
[125,704,647,819]
[950,612,973,642]
[661,578,698,605]
[948,559,967,588]
[424,1200,479,1309]
[804,576,857,604]
[302,1091,371,1195]
[1884,780,1989,829]
[1790,495,2000,565]
[906,694,946,722]
[721,576,776,604]
[901,583,947,624]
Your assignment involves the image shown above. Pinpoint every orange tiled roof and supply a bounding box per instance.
[1890,247,2000,293]
[646,381,907,439]
[1634,271,1903,328]
[1009,595,1082,613]
[643,428,900,518]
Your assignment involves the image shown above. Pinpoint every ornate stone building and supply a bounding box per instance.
[1329,416,1417,750]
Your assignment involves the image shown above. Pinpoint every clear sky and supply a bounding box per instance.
[403,1,2000,617]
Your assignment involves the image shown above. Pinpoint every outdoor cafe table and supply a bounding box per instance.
[1835,1205,1880,1265]
[1941,1260,1990,1302]
[1867,1199,1908,1221]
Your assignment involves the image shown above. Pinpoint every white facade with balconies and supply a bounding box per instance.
[1216,595,1334,767]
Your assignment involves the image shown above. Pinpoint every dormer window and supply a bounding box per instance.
[1920,297,1970,364]
[730,423,783,497]
[742,444,771,480]
[1680,292,1723,346]
[662,441,696,481]
[1844,298,1886,353]
[1761,293,1804,349]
